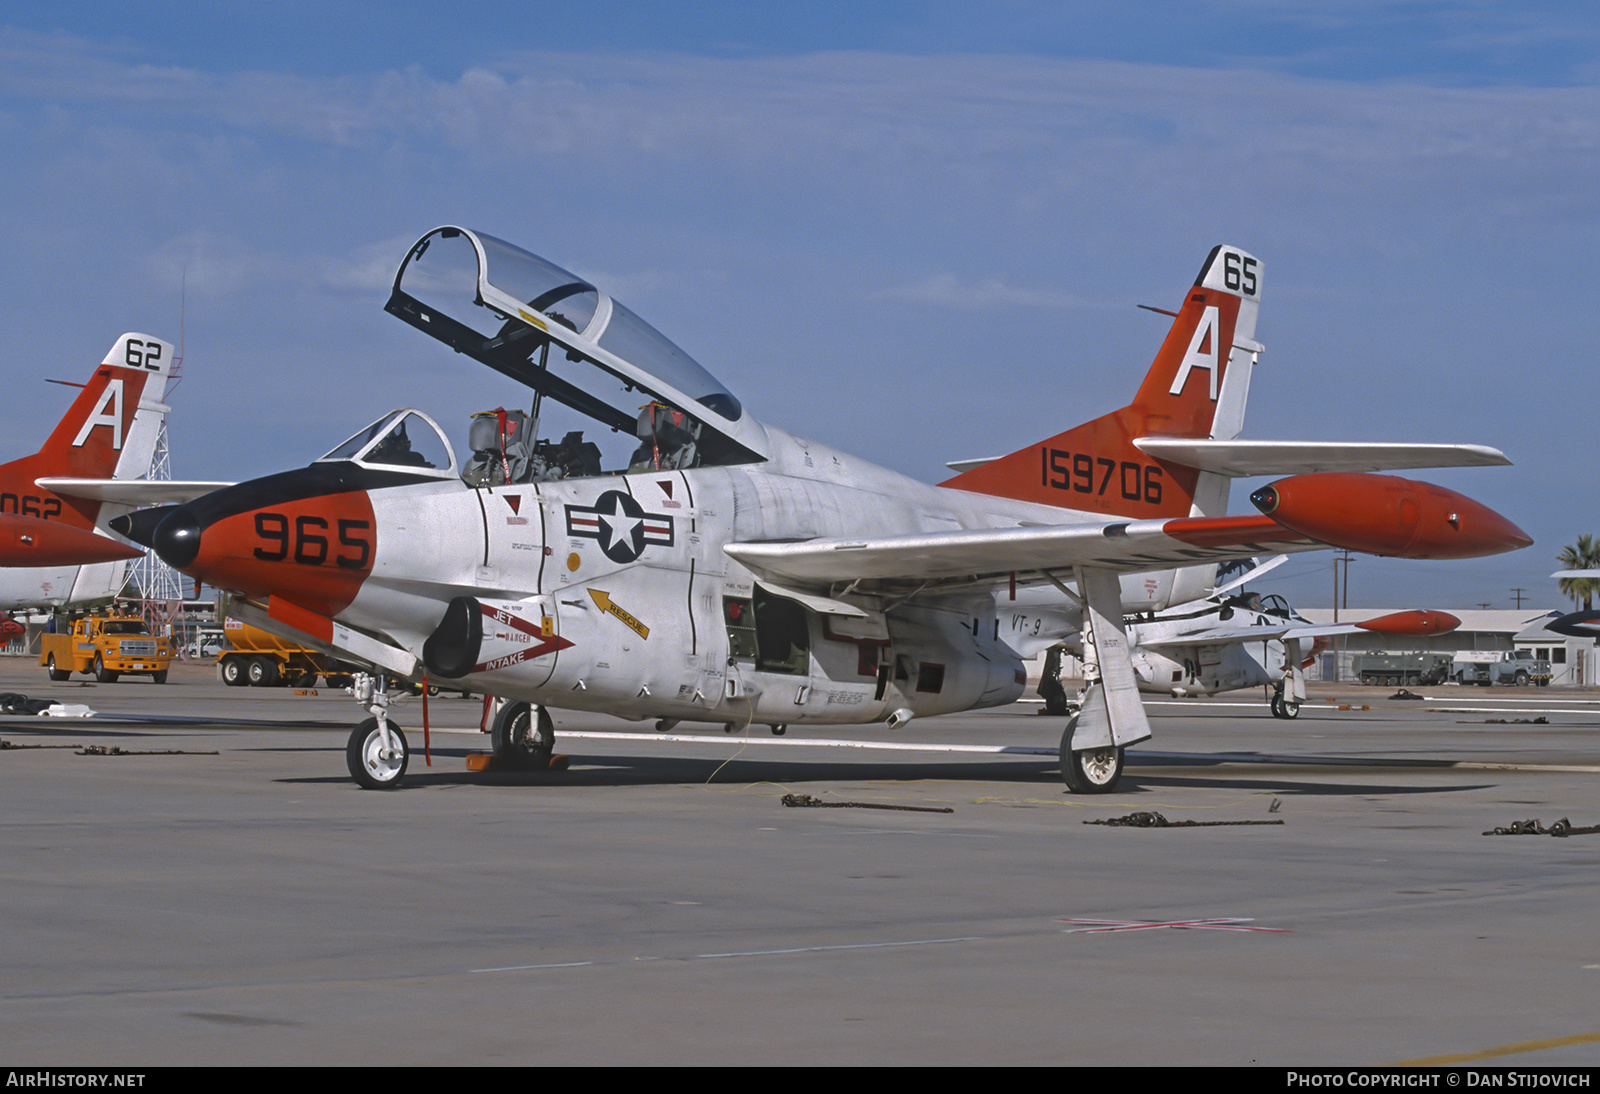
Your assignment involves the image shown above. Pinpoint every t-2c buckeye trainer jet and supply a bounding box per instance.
[117,228,1530,792]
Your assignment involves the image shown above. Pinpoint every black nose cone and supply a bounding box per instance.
[110,506,179,549]
[152,508,202,568]
[1248,485,1280,515]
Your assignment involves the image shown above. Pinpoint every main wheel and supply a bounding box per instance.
[46,654,68,682]
[221,658,248,687]
[346,717,408,789]
[1274,697,1300,719]
[93,654,118,684]
[247,657,279,687]
[1059,715,1124,794]
[490,702,553,768]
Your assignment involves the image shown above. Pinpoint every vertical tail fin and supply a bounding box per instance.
[943,245,1262,520]
[3,333,175,529]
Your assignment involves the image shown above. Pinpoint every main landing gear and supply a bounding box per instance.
[1059,712,1124,794]
[1269,686,1300,719]
[490,701,555,769]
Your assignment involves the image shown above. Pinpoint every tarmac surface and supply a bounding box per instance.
[3,659,1600,1066]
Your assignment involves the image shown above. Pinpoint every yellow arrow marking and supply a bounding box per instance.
[588,589,649,640]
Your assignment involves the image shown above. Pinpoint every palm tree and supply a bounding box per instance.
[1556,534,1600,609]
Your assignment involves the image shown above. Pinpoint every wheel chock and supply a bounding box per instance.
[464,753,571,773]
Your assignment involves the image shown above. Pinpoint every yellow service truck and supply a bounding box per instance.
[216,618,356,688]
[41,612,174,684]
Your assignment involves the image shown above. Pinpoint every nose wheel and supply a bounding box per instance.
[347,716,409,789]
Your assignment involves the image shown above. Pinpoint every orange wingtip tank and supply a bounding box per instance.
[1355,610,1462,636]
[0,514,143,566]
[1249,474,1531,560]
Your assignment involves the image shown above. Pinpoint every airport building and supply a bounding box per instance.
[1297,608,1597,686]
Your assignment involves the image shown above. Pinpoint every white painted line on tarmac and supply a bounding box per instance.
[700,936,982,959]
[559,729,1058,755]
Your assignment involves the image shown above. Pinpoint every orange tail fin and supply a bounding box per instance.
[0,334,174,529]
[944,245,1262,520]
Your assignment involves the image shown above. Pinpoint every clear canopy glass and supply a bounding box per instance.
[318,409,458,476]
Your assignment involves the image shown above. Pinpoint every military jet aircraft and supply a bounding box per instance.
[120,229,1529,792]
[1017,558,1461,719]
[0,333,183,609]
[1548,569,1600,637]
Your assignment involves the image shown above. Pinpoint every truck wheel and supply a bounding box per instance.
[1513,671,1529,687]
[46,654,69,682]
[152,670,168,685]
[93,654,119,684]
[220,658,248,687]
[246,657,279,687]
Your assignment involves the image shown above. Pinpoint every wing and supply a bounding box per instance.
[1145,609,1460,649]
[726,514,1319,593]
[36,478,235,506]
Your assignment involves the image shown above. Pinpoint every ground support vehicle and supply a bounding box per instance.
[39,612,173,683]
[1451,649,1552,687]
[216,618,356,688]
[1353,651,1455,687]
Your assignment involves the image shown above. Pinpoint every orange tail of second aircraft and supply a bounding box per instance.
[943,245,1262,521]
[0,333,175,532]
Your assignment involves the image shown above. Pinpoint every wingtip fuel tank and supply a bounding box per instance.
[1249,474,1531,560]
[0,514,143,566]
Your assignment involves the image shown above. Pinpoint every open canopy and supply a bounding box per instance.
[385,227,766,467]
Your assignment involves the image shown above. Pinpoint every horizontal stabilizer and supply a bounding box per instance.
[1133,439,1509,477]
[37,478,235,506]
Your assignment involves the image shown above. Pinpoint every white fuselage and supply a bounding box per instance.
[337,423,1219,726]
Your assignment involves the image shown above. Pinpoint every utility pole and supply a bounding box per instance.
[1510,588,1528,609]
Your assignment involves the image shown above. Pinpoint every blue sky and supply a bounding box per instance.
[1,2,1596,610]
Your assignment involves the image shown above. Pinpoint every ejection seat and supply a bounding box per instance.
[629,402,701,472]
[462,409,532,486]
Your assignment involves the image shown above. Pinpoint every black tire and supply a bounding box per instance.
[93,654,118,684]
[221,658,248,687]
[46,654,68,682]
[1059,714,1124,794]
[490,701,553,768]
[1513,671,1529,687]
[1276,698,1300,719]
[292,672,318,688]
[152,670,168,685]
[246,657,279,688]
[346,717,408,789]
